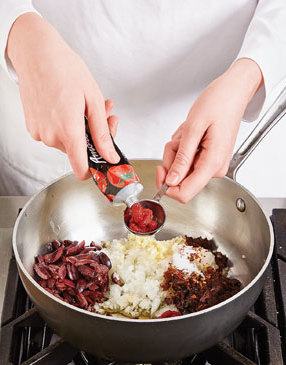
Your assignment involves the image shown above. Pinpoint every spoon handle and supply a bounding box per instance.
[153,182,169,202]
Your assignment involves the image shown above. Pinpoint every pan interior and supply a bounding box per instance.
[14,160,271,290]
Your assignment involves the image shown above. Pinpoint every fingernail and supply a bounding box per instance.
[166,171,179,185]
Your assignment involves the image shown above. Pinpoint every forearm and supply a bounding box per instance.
[7,12,65,75]
[0,0,40,79]
[220,58,263,106]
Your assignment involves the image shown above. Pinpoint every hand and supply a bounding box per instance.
[7,13,119,180]
[156,58,263,203]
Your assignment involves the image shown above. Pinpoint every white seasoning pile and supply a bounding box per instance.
[172,244,217,276]
[94,234,217,318]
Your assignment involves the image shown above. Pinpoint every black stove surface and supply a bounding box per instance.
[1,209,286,365]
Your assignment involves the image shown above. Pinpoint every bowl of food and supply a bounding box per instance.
[12,160,273,362]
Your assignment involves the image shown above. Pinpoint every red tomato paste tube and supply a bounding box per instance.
[85,118,143,205]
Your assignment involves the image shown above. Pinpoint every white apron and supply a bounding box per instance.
[0,0,286,197]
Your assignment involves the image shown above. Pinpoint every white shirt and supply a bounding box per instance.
[0,0,286,196]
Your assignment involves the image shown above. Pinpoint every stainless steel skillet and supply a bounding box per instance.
[12,87,286,362]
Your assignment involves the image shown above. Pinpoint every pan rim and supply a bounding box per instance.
[12,171,274,323]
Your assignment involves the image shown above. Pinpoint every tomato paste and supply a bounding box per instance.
[124,202,158,233]
[85,117,142,204]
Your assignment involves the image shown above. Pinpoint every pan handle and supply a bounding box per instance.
[227,86,286,180]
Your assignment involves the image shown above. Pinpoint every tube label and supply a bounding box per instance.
[85,118,140,202]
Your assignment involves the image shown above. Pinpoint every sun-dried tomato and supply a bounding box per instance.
[161,236,242,315]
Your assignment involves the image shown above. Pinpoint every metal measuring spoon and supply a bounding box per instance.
[124,183,169,235]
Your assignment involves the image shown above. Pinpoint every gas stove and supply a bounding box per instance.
[0,208,285,365]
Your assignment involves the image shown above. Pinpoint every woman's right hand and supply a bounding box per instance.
[7,12,119,180]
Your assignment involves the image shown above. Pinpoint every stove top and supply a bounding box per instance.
[1,209,285,365]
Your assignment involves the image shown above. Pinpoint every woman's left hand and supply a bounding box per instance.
[156,58,263,203]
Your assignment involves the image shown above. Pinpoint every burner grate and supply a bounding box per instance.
[270,210,286,363]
